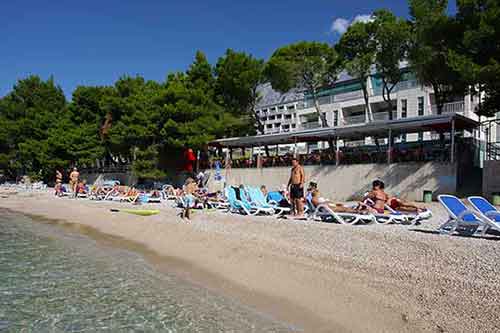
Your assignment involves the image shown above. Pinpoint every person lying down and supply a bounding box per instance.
[307,182,370,214]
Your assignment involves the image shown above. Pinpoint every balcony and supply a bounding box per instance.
[343,114,366,125]
[299,122,321,131]
[430,101,464,115]
[334,90,364,102]
[372,111,397,122]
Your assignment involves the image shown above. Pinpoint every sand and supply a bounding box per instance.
[1,191,499,332]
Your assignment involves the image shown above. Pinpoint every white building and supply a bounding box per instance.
[255,69,490,145]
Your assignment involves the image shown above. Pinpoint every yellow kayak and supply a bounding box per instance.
[110,209,160,216]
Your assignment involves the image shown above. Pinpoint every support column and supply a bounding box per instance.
[387,129,392,164]
[451,118,455,163]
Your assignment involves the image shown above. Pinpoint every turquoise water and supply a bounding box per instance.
[0,210,295,332]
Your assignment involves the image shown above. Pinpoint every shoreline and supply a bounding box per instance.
[1,192,500,332]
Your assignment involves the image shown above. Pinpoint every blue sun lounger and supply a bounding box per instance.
[437,194,483,236]
[225,187,254,215]
[241,186,275,215]
[248,187,290,215]
[467,196,500,235]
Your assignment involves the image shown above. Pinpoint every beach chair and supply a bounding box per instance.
[246,187,287,215]
[241,186,275,215]
[225,187,255,215]
[360,197,409,224]
[437,194,483,236]
[467,196,500,235]
[306,198,375,225]
[266,191,292,215]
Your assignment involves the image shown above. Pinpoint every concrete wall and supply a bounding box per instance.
[483,160,500,200]
[211,162,457,202]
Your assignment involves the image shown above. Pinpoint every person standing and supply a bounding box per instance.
[69,167,79,197]
[288,158,305,218]
[183,147,196,178]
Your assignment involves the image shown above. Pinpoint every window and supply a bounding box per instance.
[278,105,285,110]
[285,115,292,120]
[287,105,295,110]
[270,107,277,112]
[261,116,267,121]
[401,99,407,118]
[261,109,268,113]
[269,115,275,121]
[266,124,272,129]
[333,110,339,127]
[292,124,296,128]
[418,97,424,116]
[276,114,282,120]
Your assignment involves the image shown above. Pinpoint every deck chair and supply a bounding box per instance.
[437,194,483,236]
[266,191,292,215]
[467,196,500,235]
[225,187,255,215]
[247,187,288,215]
[241,186,275,215]
[307,198,375,225]
[361,197,409,224]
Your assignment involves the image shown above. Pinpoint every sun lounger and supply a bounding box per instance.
[247,187,287,215]
[266,191,292,215]
[437,194,483,236]
[225,187,255,215]
[306,198,375,225]
[467,196,500,235]
[241,186,275,215]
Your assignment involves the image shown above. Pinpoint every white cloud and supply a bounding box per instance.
[352,14,373,24]
[331,18,350,35]
[330,14,373,35]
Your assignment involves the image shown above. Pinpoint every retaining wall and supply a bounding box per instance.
[483,160,500,200]
[210,162,457,202]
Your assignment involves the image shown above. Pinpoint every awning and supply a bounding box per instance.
[210,113,479,148]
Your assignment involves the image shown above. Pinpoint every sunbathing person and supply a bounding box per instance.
[362,180,389,214]
[387,196,427,213]
[308,182,367,214]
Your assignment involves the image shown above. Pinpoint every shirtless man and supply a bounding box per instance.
[288,158,305,217]
[69,167,79,196]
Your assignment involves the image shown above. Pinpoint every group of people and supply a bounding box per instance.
[54,167,88,197]
[284,158,425,219]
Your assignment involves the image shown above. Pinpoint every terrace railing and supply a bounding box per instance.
[430,101,465,115]
[343,114,366,125]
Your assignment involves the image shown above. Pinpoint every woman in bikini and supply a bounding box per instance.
[364,180,389,214]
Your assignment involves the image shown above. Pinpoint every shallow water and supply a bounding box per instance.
[0,210,295,332]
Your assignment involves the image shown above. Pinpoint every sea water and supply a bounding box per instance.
[0,210,295,332]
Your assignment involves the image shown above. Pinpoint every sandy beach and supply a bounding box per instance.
[1,191,499,332]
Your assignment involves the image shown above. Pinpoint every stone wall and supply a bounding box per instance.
[210,162,457,202]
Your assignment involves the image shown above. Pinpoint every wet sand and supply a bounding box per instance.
[1,191,499,332]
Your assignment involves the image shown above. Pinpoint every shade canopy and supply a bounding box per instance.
[210,113,479,148]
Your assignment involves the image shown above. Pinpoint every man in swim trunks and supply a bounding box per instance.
[288,158,305,217]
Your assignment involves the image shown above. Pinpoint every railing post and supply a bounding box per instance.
[451,118,455,164]
[387,129,392,164]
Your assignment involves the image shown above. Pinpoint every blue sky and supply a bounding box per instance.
[1,0,451,99]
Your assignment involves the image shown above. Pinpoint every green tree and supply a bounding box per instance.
[372,10,411,120]
[408,0,466,115]
[265,41,341,127]
[215,49,265,134]
[336,21,377,122]
[449,0,500,117]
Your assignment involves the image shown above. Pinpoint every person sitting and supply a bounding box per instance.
[361,180,389,214]
[260,185,268,197]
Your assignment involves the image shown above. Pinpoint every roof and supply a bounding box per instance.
[210,113,479,148]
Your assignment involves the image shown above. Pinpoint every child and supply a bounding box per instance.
[181,178,198,220]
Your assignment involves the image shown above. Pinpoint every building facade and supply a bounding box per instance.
[255,69,488,144]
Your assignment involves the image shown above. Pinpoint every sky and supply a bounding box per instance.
[0,0,453,99]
